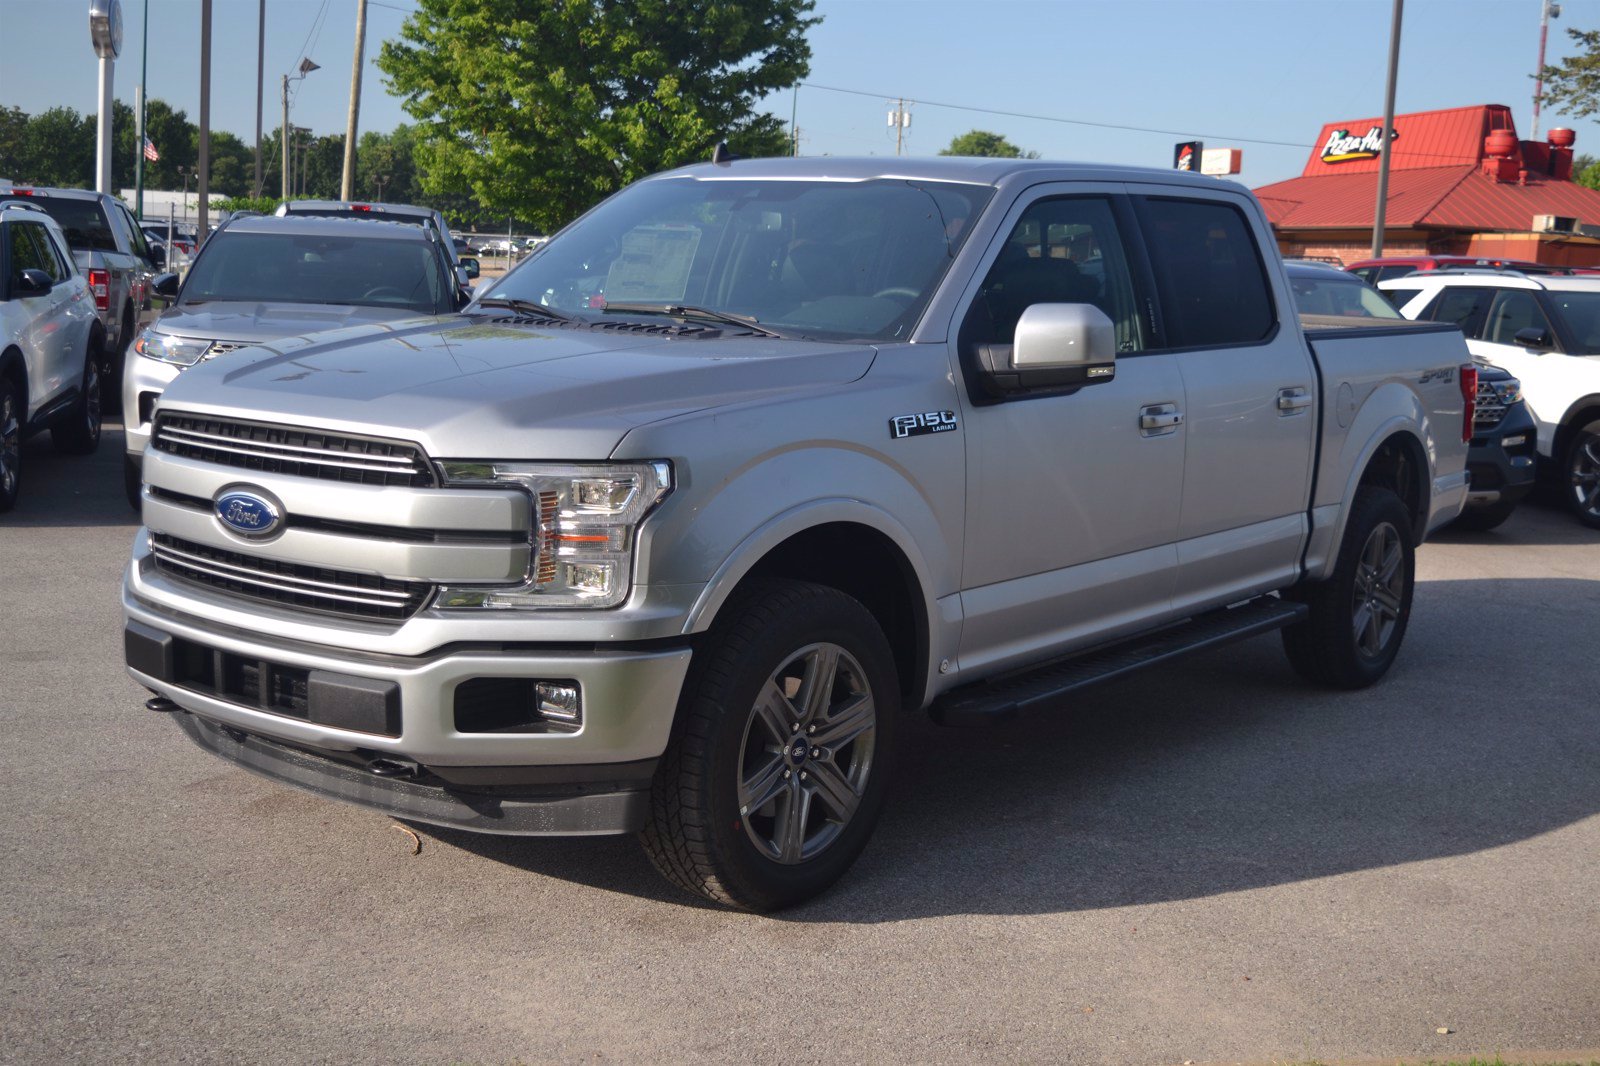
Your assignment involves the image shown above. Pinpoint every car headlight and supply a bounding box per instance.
[1489,377,1522,405]
[434,460,672,609]
[133,329,213,367]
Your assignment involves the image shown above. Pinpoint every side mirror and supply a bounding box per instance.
[151,272,180,301]
[975,303,1117,396]
[147,244,166,270]
[1513,326,1552,349]
[458,256,480,279]
[15,268,53,296]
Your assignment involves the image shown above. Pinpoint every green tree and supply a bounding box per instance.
[377,0,818,233]
[1539,27,1600,119]
[0,106,29,177]
[939,129,1038,159]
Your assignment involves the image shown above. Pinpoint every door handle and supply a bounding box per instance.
[1277,386,1313,413]
[1139,402,1183,436]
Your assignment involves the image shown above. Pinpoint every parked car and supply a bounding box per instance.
[0,186,160,404]
[1346,255,1551,285]
[1380,270,1600,528]
[275,199,472,300]
[125,156,1474,910]
[0,202,104,512]
[143,223,197,261]
[121,214,467,508]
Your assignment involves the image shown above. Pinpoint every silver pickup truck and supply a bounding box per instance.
[123,158,1473,910]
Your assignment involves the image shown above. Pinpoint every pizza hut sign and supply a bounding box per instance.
[1320,125,1395,164]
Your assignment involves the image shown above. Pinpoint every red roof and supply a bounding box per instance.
[1256,103,1600,232]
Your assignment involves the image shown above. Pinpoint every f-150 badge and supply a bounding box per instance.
[889,410,959,439]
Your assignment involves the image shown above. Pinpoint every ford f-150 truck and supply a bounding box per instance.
[123,158,1473,910]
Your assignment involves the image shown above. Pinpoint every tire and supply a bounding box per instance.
[1453,498,1517,532]
[1562,418,1600,530]
[51,340,103,456]
[124,453,142,512]
[0,376,20,514]
[640,578,898,911]
[105,307,134,416]
[1282,486,1415,689]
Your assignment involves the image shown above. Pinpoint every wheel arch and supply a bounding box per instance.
[1357,430,1430,543]
[685,506,934,712]
[1554,394,1600,466]
[0,344,27,406]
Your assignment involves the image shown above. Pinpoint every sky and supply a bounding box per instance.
[2,0,1599,190]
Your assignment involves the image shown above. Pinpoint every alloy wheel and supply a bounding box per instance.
[0,389,19,499]
[1569,433,1600,521]
[1351,520,1405,659]
[737,642,877,865]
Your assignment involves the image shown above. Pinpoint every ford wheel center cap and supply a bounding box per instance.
[215,489,282,537]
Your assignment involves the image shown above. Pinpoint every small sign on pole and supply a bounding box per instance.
[1174,140,1203,171]
[1200,148,1243,176]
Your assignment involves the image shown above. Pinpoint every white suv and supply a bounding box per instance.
[1380,270,1600,528]
[0,202,103,513]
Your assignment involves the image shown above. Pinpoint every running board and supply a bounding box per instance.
[928,597,1309,727]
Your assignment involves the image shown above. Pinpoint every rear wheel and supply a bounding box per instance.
[1282,486,1415,689]
[0,376,22,513]
[1562,418,1600,530]
[51,339,103,455]
[640,579,897,911]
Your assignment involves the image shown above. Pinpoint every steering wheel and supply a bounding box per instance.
[872,287,919,300]
[360,286,407,301]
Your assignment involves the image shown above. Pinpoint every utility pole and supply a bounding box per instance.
[1370,0,1403,259]
[197,0,211,241]
[1533,0,1562,139]
[888,98,911,157]
[281,58,319,201]
[790,84,799,157]
[340,0,368,201]
[253,0,264,197]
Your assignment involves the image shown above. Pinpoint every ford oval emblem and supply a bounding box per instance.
[215,490,281,537]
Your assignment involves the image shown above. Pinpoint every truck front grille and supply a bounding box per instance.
[1474,381,1509,430]
[151,533,433,621]
[152,414,435,487]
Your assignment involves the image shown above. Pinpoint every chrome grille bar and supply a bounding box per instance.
[153,540,413,605]
[152,413,435,488]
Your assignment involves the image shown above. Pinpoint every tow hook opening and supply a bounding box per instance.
[367,756,420,779]
[145,696,179,713]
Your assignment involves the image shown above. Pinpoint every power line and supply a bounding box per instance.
[798,81,1313,150]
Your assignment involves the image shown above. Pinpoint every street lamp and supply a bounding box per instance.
[373,173,388,201]
[177,165,191,217]
[281,56,319,200]
[88,0,124,192]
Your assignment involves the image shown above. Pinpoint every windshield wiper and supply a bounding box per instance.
[601,302,784,338]
[474,297,573,323]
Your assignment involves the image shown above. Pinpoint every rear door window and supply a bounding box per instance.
[1134,196,1274,348]
[8,221,51,281]
[1482,290,1554,345]
[1419,286,1494,338]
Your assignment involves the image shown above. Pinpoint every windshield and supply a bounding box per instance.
[180,231,447,314]
[482,177,992,342]
[1546,291,1600,354]
[1288,271,1401,320]
[0,195,115,252]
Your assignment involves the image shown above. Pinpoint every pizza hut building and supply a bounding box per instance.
[1255,103,1600,268]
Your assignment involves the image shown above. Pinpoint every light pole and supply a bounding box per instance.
[373,173,388,201]
[88,0,124,193]
[178,165,191,220]
[281,57,319,200]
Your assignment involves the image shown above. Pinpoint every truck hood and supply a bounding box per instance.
[157,313,878,460]
[154,300,422,344]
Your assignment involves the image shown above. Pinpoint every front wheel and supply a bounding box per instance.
[51,341,103,455]
[1282,486,1415,689]
[1562,418,1600,530]
[640,579,898,911]
[0,376,21,513]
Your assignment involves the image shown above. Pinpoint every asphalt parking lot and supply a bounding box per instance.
[3,423,1598,1065]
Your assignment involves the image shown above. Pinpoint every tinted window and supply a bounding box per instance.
[1375,264,1419,283]
[28,225,71,281]
[1483,290,1553,345]
[1422,287,1493,337]
[181,231,449,314]
[970,196,1144,352]
[1347,267,1379,284]
[0,196,118,252]
[8,221,51,283]
[1137,197,1273,348]
[1380,284,1424,310]
[1545,291,1600,354]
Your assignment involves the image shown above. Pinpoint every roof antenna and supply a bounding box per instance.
[711,141,740,165]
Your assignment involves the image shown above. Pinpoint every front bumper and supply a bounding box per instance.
[125,576,693,835]
[1465,404,1538,508]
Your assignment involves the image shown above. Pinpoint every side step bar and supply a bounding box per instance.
[928,596,1309,728]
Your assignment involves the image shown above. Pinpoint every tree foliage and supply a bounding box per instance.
[939,129,1039,159]
[377,0,817,233]
[1539,27,1600,120]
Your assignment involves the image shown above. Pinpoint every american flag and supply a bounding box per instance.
[143,136,159,163]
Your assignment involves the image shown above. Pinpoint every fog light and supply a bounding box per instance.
[1500,434,1527,448]
[535,681,581,724]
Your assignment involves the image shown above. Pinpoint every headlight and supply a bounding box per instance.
[434,460,672,609]
[133,329,213,367]
[1489,377,1522,405]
